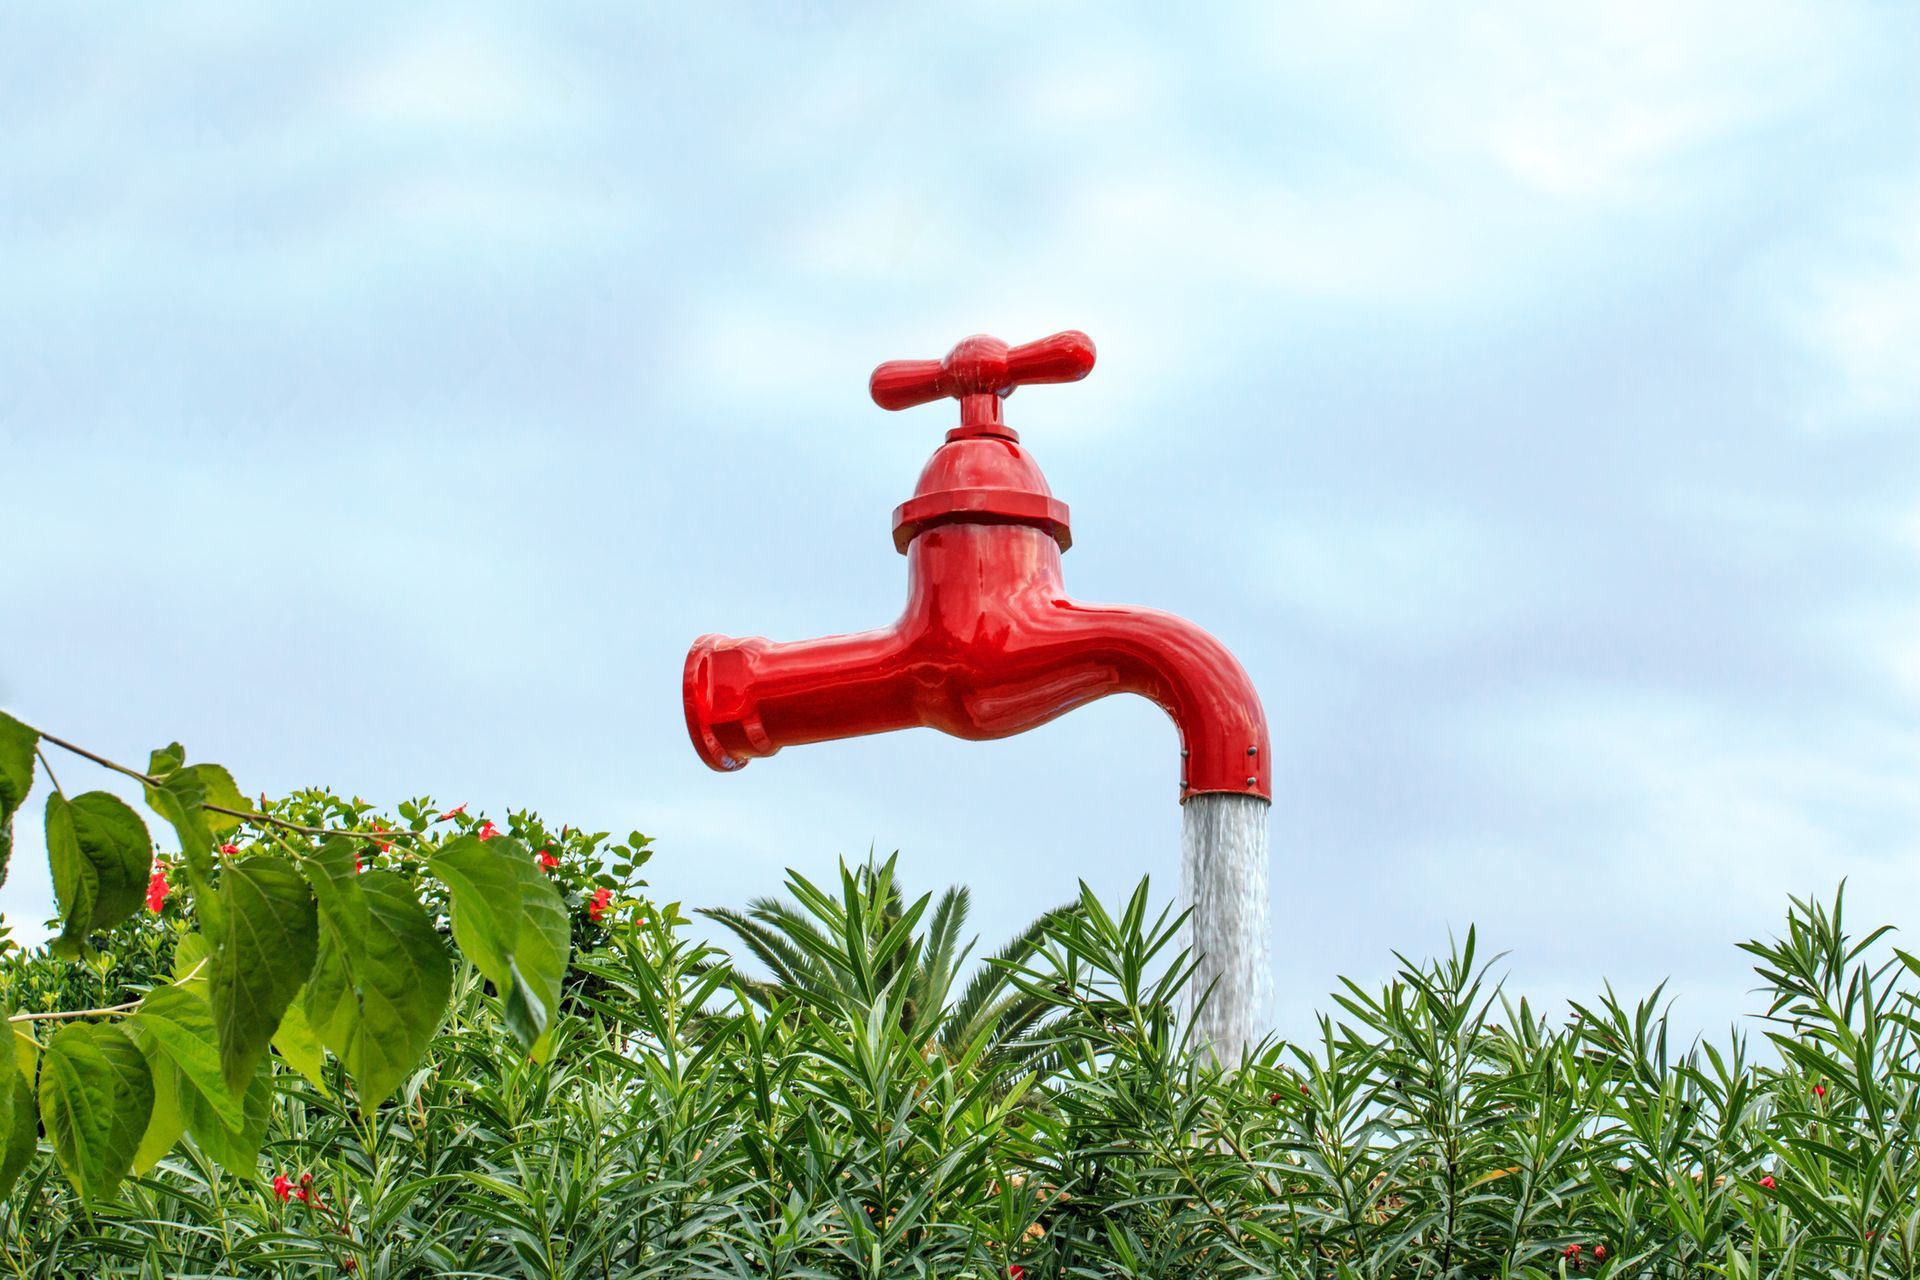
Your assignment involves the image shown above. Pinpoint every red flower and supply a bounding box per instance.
[588,887,613,923]
[371,826,393,853]
[536,849,559,871]
[1593,1245,1608,1261]
[1813,1082,1827,1099]
[1301,1082,1310,1094]
[220,843,240,856]
[1268,1092,1281,1104]
[436,803,467,822]
[1008,1268,1025,1280]
[1565,1244,1582,1258]
[477,820,500,840]
[1760,1175,1775,1190]
[146,864,170,914]
[273,1174,295,1202]
[354,854,365,874]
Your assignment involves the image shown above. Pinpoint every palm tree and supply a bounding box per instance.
[700,853,1077,1072]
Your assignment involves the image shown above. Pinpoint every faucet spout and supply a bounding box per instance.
[684,524,1270,799]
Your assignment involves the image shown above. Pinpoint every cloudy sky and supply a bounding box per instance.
[3,3,1915,1042]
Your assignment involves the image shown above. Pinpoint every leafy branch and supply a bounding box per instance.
[0,709,572,1209]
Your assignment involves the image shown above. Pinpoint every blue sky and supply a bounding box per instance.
[3,3,1916,1041]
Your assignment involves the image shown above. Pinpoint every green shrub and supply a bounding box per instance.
[2,714,1918,1276]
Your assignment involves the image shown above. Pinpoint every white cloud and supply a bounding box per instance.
[1788,187,1920,421]
[338,20,579,130]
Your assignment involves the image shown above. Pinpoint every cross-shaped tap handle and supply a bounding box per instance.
[870,331,1096,434]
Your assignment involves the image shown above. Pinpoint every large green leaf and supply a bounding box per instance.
[209,856,316,1092]
[46,792,152,957]
[0,712,36,890]
[38,1022,153,1207]
[0,1070,34,1204]
[430,835,570,1053]
[133,984,243,1130]
[303,841,451,1112]
[181,1060,272,1177]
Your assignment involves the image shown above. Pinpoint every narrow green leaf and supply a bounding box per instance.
[272,996,329,1095]
[46,792,152,958]
[144,768,213,891]
[303,841,451,1111]
[39,1022,153,1207]
[209,856,317,1092]
[124,1023,185,1175]
[172,932,210,989]
[429,835,570,1052]
[0,712,36,890]
[11,1024,35,1082]
[0,1003,15,1198]
[184,764,246,840]
[0,1071,34,1204]
[133,984,243,1129]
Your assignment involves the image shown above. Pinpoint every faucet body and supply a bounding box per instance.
[684,374,1271,799]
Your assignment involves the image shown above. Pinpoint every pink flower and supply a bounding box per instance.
[436,803,467,822]
[146,864,170,914]
[536,849,559,871]
[477,820,500,840]
[588,887,613,923]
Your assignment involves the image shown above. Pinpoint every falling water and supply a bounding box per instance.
[1181,792,1272,1061]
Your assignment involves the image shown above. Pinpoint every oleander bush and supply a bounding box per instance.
[2,712,1918,1277]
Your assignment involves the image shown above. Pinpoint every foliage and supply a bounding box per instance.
[0,712,629,1214]
[3,711,1920,1276]
[702,854,1079,1075]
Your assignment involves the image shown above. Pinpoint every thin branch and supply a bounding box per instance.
[32,744,63,796]
[6,958,208,1025]
[32,722,424,846]
[7,998,143,1024]
[33,728,157,788]
[210,803,424,846]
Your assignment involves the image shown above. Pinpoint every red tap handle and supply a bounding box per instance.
[870,331,1096,429]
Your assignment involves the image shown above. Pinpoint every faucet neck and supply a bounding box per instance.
[906,522,1066,604]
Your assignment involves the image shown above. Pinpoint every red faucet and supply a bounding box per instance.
[683,330,1271,800]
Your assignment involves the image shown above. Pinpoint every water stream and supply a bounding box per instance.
[1180,792,1272,1061]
